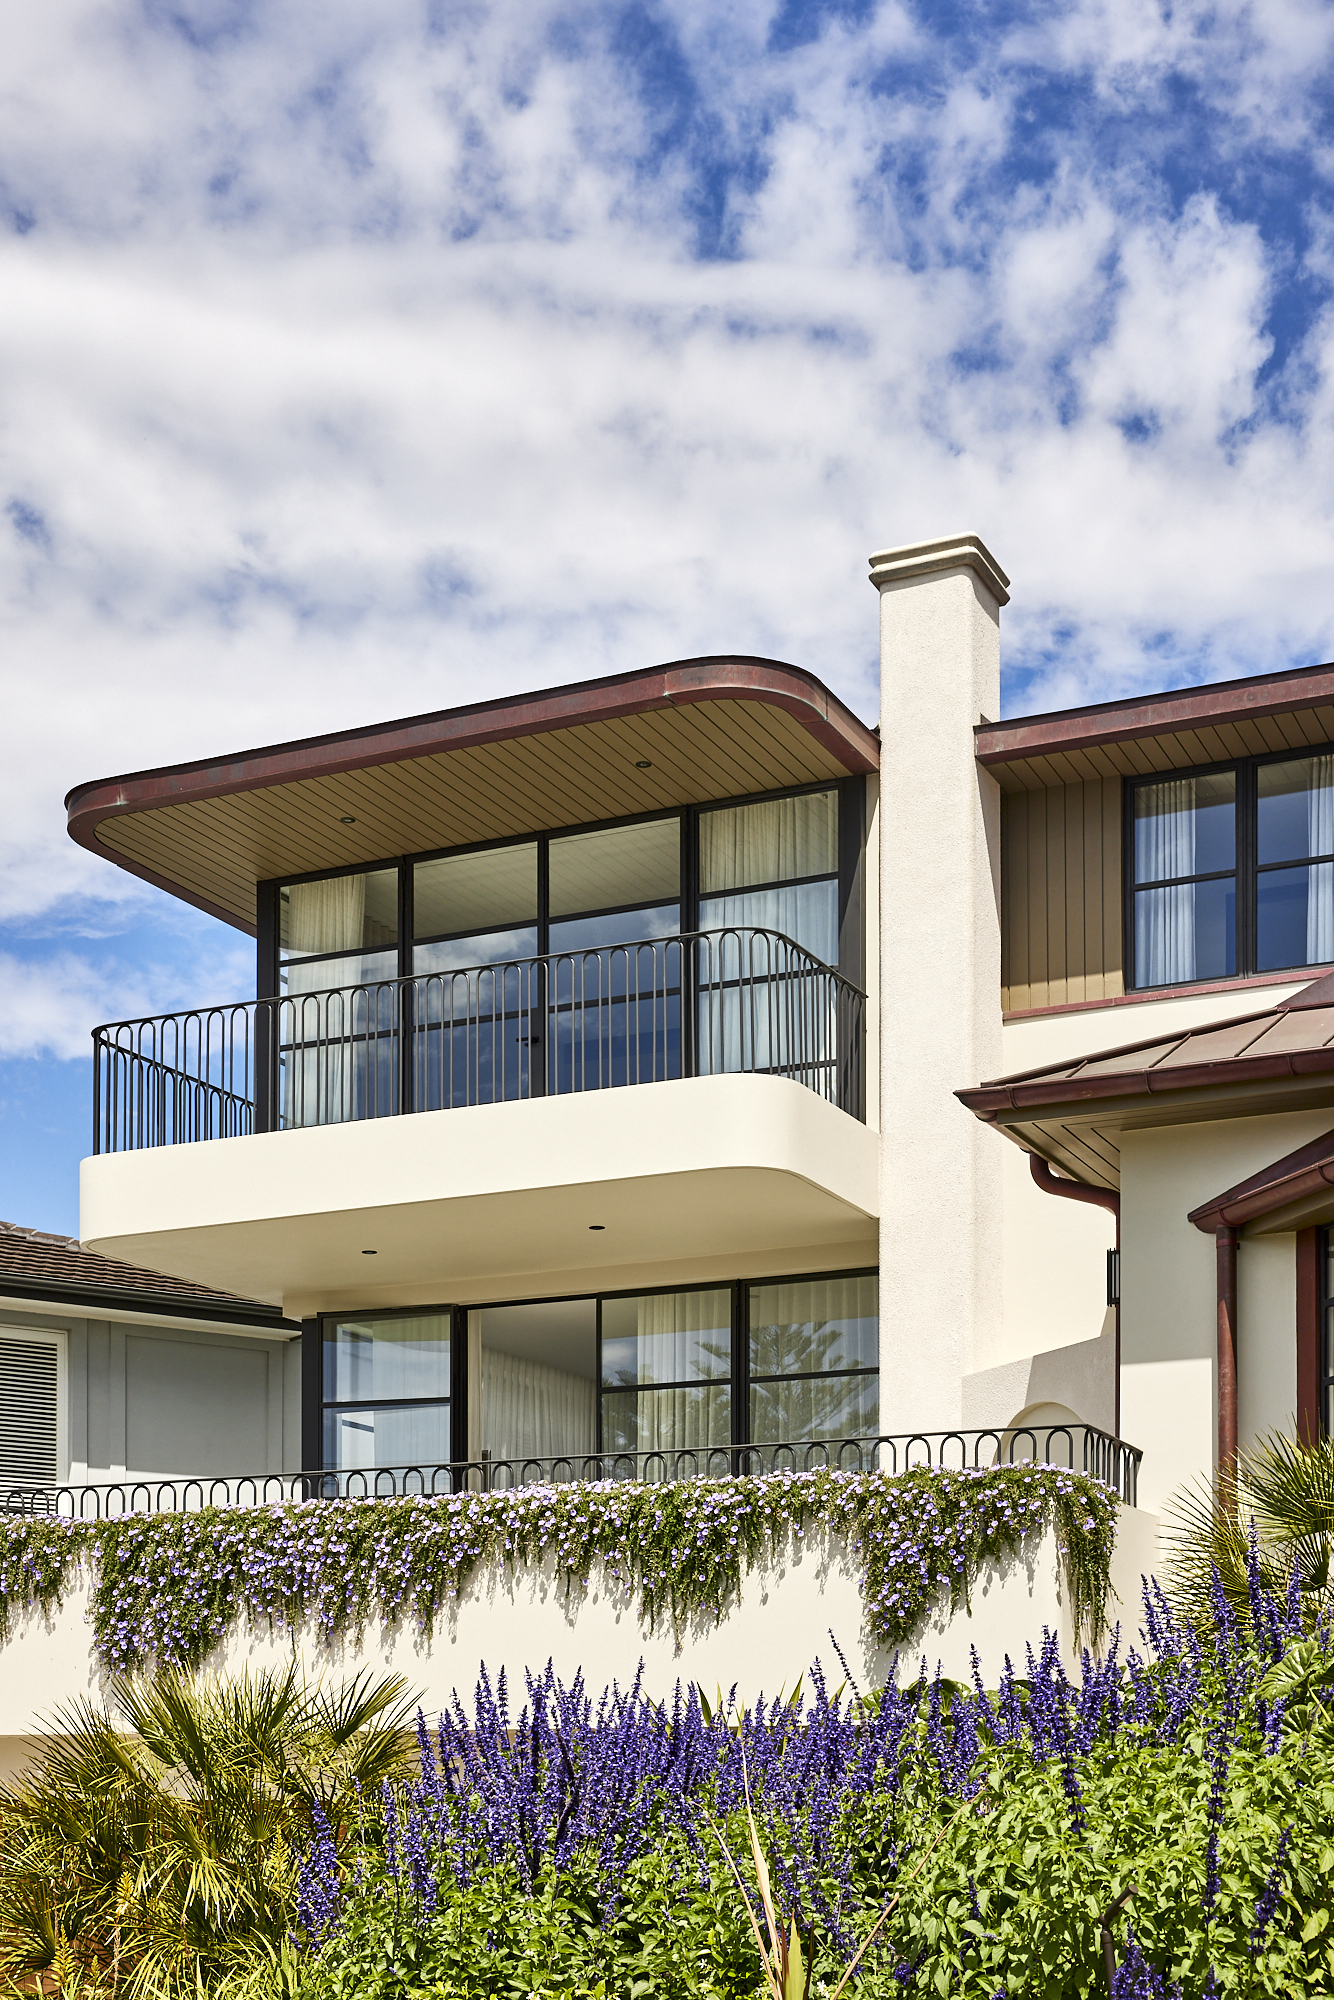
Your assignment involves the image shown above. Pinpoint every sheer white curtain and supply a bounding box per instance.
[1134,779,1197,985]
[282,878,367,1126]
[631,1291,729,1453]
[480,1349,596,1465]
[1307,756,1334,964]
[699,794,837,893]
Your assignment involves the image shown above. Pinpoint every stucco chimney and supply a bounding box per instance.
[869,535,1008,1429]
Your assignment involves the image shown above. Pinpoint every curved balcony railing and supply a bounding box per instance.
[91,926,865,1152]
[4,1427,1141,1516]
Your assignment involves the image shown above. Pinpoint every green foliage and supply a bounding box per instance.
[0,1665,416,2000]
[301,1696,1334,2000]
[1165,1429,1334,1628]
[0,1464,1119,1674]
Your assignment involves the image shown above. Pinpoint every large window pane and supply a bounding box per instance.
[324,1315,452,1403]
[322,1402,451,1470]
[413,844,537,943]
[700,793,837,893]
[601,1289,732,1387]
[1134,876,1235,985]
[471,1299,597,1466]
[748,1273,878,1446]
[749,1372,879,1445]
[549,820,679,920]
[601,1385,731,1455]
[281,872,398,960]
[1133,774,1234,883]
[748,1274,878,1376]
[1258,756,1334,865]
[1257,862,1334,971]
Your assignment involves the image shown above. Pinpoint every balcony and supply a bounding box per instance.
[81,931,877,1314]
[92,927,865,1154]
[1,1426,1143,1517]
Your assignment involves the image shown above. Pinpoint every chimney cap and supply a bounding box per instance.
[868,534,1010,606]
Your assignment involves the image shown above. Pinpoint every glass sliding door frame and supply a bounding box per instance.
[307,1269,879,1475]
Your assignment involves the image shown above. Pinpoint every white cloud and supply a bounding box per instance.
[1,0,1333,939]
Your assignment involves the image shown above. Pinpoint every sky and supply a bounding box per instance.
[4,0,1334,1237]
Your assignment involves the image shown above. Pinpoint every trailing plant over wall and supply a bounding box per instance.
[0,1464,1117,1674]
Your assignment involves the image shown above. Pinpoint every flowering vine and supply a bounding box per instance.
[0,1463,1118,1673]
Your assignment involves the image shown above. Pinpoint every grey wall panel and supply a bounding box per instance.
[125,1336,269,1475]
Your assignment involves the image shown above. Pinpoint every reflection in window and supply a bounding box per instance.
[413,845,538,969]
[600,1289,731,1455]
[1257,756,1334,972]
[747,1273,878,1444]
[548,820,682,1093]
[1132,775,1236,987]
[321,1313,452,1470]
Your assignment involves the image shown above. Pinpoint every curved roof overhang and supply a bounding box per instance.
[66,656,880,935]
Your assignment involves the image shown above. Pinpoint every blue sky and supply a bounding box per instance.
[3,0,1334,1237]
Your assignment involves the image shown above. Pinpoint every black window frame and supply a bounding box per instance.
[259,777,865,997]
[317,1304,464,1475]
[309,1264,879,1471]
[1125,743,1334,990]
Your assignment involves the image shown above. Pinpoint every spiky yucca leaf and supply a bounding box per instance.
[1163,1427,1334,1629]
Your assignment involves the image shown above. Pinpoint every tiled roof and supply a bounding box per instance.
[0,1221,289,1325]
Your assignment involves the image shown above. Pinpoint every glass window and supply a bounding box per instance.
[1257,757,1334,972]
[1131,775,1236,986]
[413,845,538,973]
[280,871,398,992]
[747,1273,878,1444]
[321,1313,451,1470]
[470,1299,597,1470]
[600,1289,731,1455]
[549,820,680,921]
[700,792,838,964]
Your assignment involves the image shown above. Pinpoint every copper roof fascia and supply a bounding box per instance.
[958,1046,1334,1120]
[67,656,879,832]
[64,656,880,934]
[1188,1127,1334,1233]
[973,659,1334,768]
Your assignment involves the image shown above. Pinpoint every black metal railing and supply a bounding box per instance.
[92,927,865,1152]
[6,1428,1140,1517]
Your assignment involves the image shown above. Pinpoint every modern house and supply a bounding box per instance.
[62,533,1334,1520]
[0,1221,297,1490]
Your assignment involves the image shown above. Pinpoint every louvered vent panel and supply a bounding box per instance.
[0,1338,58,1488]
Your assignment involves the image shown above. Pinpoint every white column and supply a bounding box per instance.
[870,535,1007,1431]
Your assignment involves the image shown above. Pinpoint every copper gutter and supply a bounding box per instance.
[974,657,1334,768]
[1028,1156,1121,1435]
[1215,1225,1239,1506]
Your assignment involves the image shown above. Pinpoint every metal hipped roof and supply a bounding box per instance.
[1188,1125,1334,1236]
[65,657,880,935]
[955,970,1334,1192]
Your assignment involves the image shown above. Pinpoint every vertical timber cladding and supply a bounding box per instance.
[1000,778,1124,1013]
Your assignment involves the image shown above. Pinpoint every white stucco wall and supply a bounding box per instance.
[81,1073,879,1320]
[876,546,1005,1428]
[1120,1111,1326,1513]
[0,1505,1159,1768]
